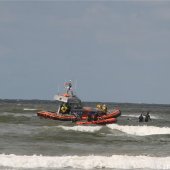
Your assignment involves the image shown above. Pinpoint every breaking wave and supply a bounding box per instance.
[0,154,170,169]
[58,125,102,133]
[0,112,34,118]
[0,124,38,135]
[107,124,170,136]
[23,108,38,111]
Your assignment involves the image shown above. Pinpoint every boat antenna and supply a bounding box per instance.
[74,80,77,94]
[57,84,60,94]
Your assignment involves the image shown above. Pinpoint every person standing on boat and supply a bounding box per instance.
[64,80,72,94]
[72,111,82,121]
[60,103,70,114]
[96,104,102,112]
[101,104,107,115]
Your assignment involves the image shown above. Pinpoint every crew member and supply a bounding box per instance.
[72,111,82,121]
[101,104,107,114]
[96,104,102,111]
[87,111,96,121]
[65,80,72,94]
[60,103,70,114]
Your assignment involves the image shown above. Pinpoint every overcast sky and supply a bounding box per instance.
[0,1,170,104]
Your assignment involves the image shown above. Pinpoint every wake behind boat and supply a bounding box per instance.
[37,81,121,124]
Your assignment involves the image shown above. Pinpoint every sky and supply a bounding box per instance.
[0,1,170,104]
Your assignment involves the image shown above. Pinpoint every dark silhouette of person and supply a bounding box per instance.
[139,113,144,122]
[145,111,151,122]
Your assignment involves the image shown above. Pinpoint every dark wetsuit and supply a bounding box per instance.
[139,114,144,122]
[145,114,151,122]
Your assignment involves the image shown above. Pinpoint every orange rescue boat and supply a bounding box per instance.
[37,109,121,121]
[37,81,121,123]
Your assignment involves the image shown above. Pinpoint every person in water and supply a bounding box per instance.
[139,113,144,122]
[145,111,151,122]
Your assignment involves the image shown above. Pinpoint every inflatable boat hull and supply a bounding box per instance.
[76,117,117,125]
[37,109,121,121]
[37,111,77,121]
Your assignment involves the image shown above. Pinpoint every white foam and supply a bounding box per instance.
[0,112,34,118]
[107,124,170,136]
[23,108,37,111]
[0,154,170,169]
[58,125,102,133]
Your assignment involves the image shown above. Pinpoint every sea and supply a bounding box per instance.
[0,99,170,170]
